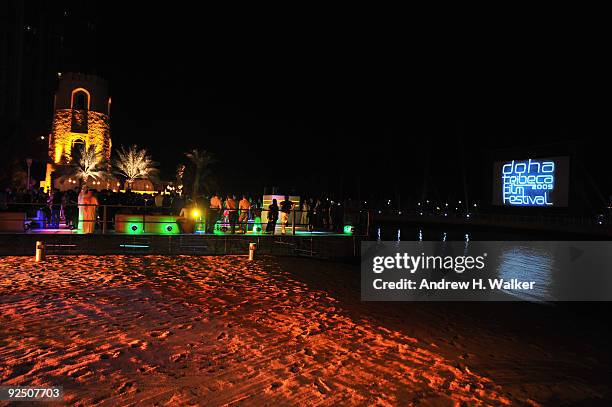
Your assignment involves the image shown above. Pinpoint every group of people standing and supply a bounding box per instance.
[47,187,99,233]
[264,196,294,234]
[206,194,259,234]
[2,186,346,234]
[203,195,344,234]
[300,197,345,232]
[0,186,99,233]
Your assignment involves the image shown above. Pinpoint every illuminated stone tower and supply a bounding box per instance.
[45,72,111,190]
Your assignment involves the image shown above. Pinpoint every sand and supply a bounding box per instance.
[0,255,610,406]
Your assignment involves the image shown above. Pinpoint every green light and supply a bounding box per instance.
[343,225,354,234]
[213,220,225,235]
[195,221,205,232]
[252,217,262,235]
[116,215,180,235]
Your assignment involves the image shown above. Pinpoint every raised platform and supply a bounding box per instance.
[0,232,363,258]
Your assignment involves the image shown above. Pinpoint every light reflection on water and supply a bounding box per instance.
[375,227,555,302]
[496,246,552,301]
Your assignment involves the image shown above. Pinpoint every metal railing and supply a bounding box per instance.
[0,202,369,236]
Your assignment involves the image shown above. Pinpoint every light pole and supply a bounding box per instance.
[26,158,33,190]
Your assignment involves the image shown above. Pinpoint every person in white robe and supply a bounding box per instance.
[300,200,309,226]
[81,190,98,234]
[77,187,87,231]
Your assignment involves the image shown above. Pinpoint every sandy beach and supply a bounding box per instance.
[1,255,611,406]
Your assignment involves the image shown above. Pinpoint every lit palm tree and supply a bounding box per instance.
[185,149,215,198]
[113,145,158,188]
[54,144,108,186]
[176,164,186,195]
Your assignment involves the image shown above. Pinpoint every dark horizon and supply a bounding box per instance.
[2,1,610,208]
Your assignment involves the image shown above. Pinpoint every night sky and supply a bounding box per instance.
[12,3,612,206]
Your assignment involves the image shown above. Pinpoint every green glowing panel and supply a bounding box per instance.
[115,214,180,235]
[344,225,354,234]
[252,217,263,235]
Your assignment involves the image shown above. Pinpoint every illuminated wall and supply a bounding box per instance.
[48,110,111,164]
[45,73,111,190]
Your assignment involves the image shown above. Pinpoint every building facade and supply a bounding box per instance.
[45,72,111,190]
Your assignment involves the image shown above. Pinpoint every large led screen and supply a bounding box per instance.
[492,156,569,207]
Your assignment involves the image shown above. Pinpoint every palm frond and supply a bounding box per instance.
[113,145,158,184]
[54,145,108,185]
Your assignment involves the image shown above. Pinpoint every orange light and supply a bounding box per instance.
[70,87,91,110]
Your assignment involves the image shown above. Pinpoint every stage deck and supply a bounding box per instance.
[0,229,363,258]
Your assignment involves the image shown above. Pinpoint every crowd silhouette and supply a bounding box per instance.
[0,187,349,234]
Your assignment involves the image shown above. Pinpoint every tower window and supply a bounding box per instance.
[71,139,85,161]
[71,88,90,110]
[73,91,87,110]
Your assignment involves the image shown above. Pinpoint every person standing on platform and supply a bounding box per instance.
[279,196,293,235]
[314,198,322,229]
[178,199,197,233]
[208,193,222,233]
[81,189,98,234]
[238,195,251,233]
[307,198,316,231]
[63,188,78,230]
[300,199,309,227]
[171,193,184,216]
[225,194,238,233]
[49,188,63,228]
[266,199,279,234]
[77,187,87,230]
[154,191,164,209]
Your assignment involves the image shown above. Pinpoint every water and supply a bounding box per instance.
[371,225,574,302]
[373,224,579,242]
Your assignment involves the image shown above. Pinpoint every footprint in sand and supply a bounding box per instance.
[314,378,331,394]
[170,353,187,363]
[128,340,148,350]
[150,330,172,340]
[115,381,136,394]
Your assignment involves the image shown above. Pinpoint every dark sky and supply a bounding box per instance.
[19,2,612,205]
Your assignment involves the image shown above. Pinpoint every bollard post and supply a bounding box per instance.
[249,242,257,260]
[35,241,45,262]
[292,209,296,235]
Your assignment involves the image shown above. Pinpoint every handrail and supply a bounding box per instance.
[0,201,367,235]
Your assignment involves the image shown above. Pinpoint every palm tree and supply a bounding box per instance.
[113,145,158,188]
[54,144,108,186]
[185,149,215,198]
[176,164,186,195]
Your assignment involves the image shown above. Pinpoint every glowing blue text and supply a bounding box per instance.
[502,159,555,206]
